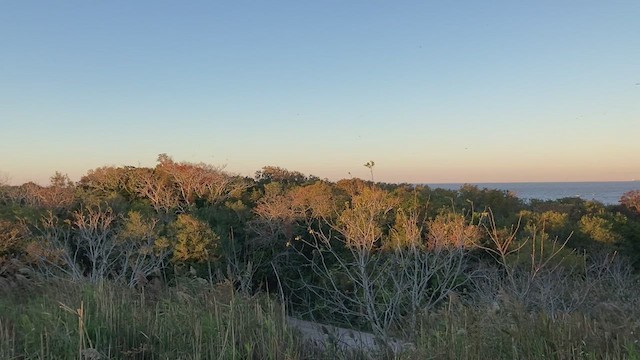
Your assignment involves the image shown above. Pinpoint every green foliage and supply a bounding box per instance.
[614,216,640,268]
[426,210,481,249]
[120,211,169,255]
[457,184,523,225]
[255,166,308,187]
[168,214,219,263]
[579,214,619,244]
[337,186,397,249]
[2,157,640,359]
[388,209,422,249]
[506,238,584,272]
[518,210,571,245]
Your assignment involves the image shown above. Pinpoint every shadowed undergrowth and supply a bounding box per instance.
[0,279,304,360]
[1,275,639,359]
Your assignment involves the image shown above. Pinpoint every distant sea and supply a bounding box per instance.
[426,181,640,205]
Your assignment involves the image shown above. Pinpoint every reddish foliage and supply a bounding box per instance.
[620,190,640,215]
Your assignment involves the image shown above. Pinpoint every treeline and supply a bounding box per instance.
[1,154,640,355]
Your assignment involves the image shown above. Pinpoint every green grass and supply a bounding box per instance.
[1,278,639,359]
[0,279,305,359]
[403,297,640,360]
[407,309,638,359]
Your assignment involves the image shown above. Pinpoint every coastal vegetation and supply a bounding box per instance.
[1,155,639,359]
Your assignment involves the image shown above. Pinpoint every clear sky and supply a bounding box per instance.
[1,1,639,185]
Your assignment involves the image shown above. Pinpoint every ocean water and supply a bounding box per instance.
[427,181,640,205]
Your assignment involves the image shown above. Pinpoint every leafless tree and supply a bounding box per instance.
[290,188,470,341]
[10,182,42,207]
[70,205,120,283]
[0,171,10,203]
[35,207,169,287]
[132,169,181,214]
[116,212,171,287]
[36,211,84,281]
[36,172,76,210]
[474,209,575,312]
[0,219,28,258]
[249,189,300,247]
[620,190,640,215]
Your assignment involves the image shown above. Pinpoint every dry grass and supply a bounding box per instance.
[403,295,640,360]
[0,279,305,359]
[1,253,639,359]
[402,254,640,360]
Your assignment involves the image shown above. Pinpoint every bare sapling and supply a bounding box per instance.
[36,206,170,287]
[291,187,471,343]
[478,208,573,306]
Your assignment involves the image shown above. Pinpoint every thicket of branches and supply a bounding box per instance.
[1,155,640,347]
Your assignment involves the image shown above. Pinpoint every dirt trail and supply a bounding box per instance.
[285,316,411,355]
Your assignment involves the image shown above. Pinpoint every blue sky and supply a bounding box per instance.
[1,1,639,185]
